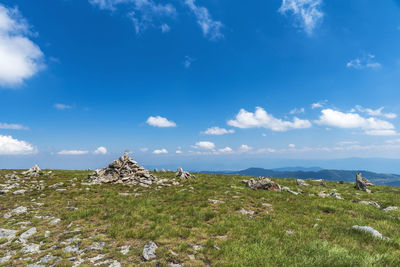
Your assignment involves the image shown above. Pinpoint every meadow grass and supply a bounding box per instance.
[0,169,399,266]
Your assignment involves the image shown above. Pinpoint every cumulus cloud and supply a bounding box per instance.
[0,134,36,155]
[153,148,168,154]
[228,107,312,131]
[202,127,235,135]
[90,0,176,34]
[93,146,107,154]
[311,100,326,109]
[184,0,223,40]
[193,141,215,150]
[279,0,323,35]
[146,116,176,127]
[239,144,252,152]
[289,107,305,114]
[175,150,182,154]
[57,150,89,155]
[0,4,44,87]
[316,109,396,135]
[54,103,72,110]
[218,147,233,153]
[351,105,396,119]
[346,54,382,70]
[0,123,29,130]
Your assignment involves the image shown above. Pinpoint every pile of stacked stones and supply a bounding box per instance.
[355,173,373,193]
[88,151,160,186]
[22,164,41,177]
[175,167,196,180]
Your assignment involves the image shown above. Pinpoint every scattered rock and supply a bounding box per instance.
[49,218,61,225]
[329,192,343,199]
[21,243,40,254]
[359,201,381,209]
[238,208,254,215]
[285,230,293,235]
[175,167,196,180]
[120,245,130,255]
[13,189,26,195]
[143,241,158,261]
[383,206,398,212]
[243,178,280,191]
[88,241,106,251]
[4,206,27,218]
[49,182,64,189]
[88,151,158,186]
[339,180,345,184]
[281,186,299,195]
[19,227,37,243]
[352,225,389,240]
[297,179,309,186]
[0,228,17,241]
[208,199,225,204]
[262,203,273,207]
[64,244,80,253]
[320,181,327,187]
[89,254,104,263]
[160,168,166,173]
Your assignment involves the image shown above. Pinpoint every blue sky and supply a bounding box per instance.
[1,0,400,171]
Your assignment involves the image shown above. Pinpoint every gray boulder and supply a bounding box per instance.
[143,241,158,261]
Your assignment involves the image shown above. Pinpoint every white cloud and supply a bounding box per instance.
[140,147,149,152]
[153,148,168,154]
[57,150,89,155]
[316,109,396,135]
[239,144,252,152]
[0,123,29,130]
[175,150,182,154]
[161,23,170,33]
[352,105,396,119]
[279,0,323,35]
[146,116,176,127]
[386,139,400,144]
[289,107,305,114]
[54,103,72,110]
[184,0,223,40]
[288,144,296,148]
[311,100,326,109]
[262,133,267,137]
[228,107,312,131]
[93,146,107,154]
[0,4,44,87]
[90,0,176,34]
[218,146,233,153]
[193,141,215,150]
[347,54,382,70]
[0,134,36,155]
[257,148,277,153]
[202,127,235,135]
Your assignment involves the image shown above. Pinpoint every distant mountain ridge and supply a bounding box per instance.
[201,167,400,187]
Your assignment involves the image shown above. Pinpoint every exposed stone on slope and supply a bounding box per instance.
[175,167,195,180]
[243,178,280,191]
[143,241,158,261]
[297,179,309,186]
[352,225,389,240]
[359,201,381,209]
[88,151,158,186]
[355,173,371,193]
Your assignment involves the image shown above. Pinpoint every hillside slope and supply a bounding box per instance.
[0,170,399,266]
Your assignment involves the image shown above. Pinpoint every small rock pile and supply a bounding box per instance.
[242,178,281,191]
[88,151,158,185]
[22,165,41,177]
[175,167,196,180]
[355,173,372,193]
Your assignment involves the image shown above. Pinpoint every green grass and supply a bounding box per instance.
[0,169,399,266]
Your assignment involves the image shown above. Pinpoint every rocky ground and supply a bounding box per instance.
[0,169,400,266]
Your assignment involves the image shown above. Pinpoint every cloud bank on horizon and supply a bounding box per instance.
[1,0,400,169]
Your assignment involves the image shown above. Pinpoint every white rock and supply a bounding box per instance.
[120,245,130,255]
[383,206,398,212]
[21,243,41,254]
[143,241,158,261]
[0,228,17,241]
[359,201,381,209]
[352,225,389,240]
[49,218,61,225]
[4,206,27,218]
[19,227,37,243]
[238,208,254,215]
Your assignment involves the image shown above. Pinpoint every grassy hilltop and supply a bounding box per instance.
[1,170,400,266]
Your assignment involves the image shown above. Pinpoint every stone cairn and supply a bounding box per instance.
[355,173,372,193]
[175,167,196,180]
[88,151,159,185]
[242,177,281,191]
[22,165,41,177]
